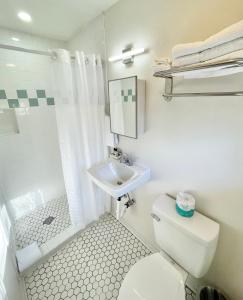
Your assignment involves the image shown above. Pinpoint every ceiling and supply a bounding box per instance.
[0,0,118,41]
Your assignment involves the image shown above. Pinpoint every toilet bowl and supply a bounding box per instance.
[118,194,220,300]
[118,252,187,300]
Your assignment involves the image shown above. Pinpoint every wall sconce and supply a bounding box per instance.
[108,47,145,64]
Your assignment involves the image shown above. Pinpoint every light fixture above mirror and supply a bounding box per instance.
[108,47,145,64]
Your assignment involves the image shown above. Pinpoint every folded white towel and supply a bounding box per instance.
[16,242,42,272]
[205,19,243,49]
[183,66,243,79]
[172,19,243,59]
[172,41,204,59]
[174,50,243,79]
[173,53,200,67]
[173,38,243,67]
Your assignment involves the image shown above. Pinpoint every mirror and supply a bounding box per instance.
[109,76,137,138]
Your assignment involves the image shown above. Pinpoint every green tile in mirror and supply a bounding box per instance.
[0,90,6,99]
[124,96,128,102]
[17,90,28,98]
[8,99,19,108]
[36,90,46,98]
[47,98,55,105]
[121,90,124,96]
[132,95,136,102]
[128,89,133,96]
[29,98,39,107]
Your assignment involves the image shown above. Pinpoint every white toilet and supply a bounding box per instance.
[118,194,220,300]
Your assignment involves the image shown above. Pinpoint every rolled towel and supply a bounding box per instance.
[172,19,243,59]
[153,57,171,72]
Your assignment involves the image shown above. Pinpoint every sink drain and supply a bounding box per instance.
[117,181,123,185]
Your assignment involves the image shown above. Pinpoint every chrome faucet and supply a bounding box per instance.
[120,153,133,166]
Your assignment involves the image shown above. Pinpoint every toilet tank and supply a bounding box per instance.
[152,194,219,278]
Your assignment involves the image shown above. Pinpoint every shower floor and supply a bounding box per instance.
[14,195,71,250]
[24,213,196,300]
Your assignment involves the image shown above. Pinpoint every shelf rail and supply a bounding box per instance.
[153,58,243,101]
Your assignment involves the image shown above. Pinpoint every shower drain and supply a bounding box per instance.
[117,181,123,185]
[43,216,55,225]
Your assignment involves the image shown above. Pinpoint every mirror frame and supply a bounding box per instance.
[108,75,138,139]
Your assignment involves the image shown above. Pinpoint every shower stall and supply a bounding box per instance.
[0,37,70,255]
[0,28,109,286]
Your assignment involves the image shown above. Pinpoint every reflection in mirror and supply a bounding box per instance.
[109,76,137,138]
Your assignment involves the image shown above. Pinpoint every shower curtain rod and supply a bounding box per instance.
[0,43,75,60]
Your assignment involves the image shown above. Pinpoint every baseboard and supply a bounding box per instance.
[110,211,159,253]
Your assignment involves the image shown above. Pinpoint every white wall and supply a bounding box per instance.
[68,15,105,57]
[68,1,243,299]
[0,28,66,220]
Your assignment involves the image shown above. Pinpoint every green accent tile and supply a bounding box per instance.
[132,95,136,102]
[47,97,55,105]
[121,90,124,96]
[124,95,128,102]
[29,98,39,107]
[128,89,133,96]
[36,90,46,98]
[0,90,6,99]
[17,89,28,98]
[8,99,19,108]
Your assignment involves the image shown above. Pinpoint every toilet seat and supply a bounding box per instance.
[118,252,187,300]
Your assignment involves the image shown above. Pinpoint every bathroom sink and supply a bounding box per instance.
[87,159,150,198]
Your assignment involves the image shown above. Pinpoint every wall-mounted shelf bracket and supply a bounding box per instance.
[164,77,173,102]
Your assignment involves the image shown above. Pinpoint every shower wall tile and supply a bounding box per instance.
[36,89,46,98]
[0,89,7,99]
[29,98,39,107]
[0,89,55,108]
[8,99,19,108]
[17,89,28,98]
[47,97,55,105]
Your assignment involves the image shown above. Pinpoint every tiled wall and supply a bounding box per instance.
[0,89,55,108]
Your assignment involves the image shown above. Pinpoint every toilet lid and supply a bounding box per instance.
[118,253,187,300]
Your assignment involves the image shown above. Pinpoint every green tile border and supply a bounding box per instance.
[0,90,7,99]
[120,89,136,102]
[17,90,28,98]
[0,89,55,108]
[36,90,46,98]
[128,89,133,96]
[29,98,39,107]
[8,99,19,108]
[47,97,55,105]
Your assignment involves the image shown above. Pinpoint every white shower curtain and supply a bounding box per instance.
[52,49,110,228]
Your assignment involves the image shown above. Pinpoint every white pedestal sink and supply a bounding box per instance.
[87,159,150,198]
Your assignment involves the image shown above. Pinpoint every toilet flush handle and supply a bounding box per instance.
[151,213,160,222]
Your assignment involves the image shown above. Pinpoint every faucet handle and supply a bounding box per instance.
[120,153,133,166]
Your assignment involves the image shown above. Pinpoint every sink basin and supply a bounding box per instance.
[87,159,150,198]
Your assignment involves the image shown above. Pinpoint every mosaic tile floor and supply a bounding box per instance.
[24,213,196,300]
[14,195,71,250]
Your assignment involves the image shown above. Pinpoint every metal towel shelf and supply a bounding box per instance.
[153,58,243,101]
